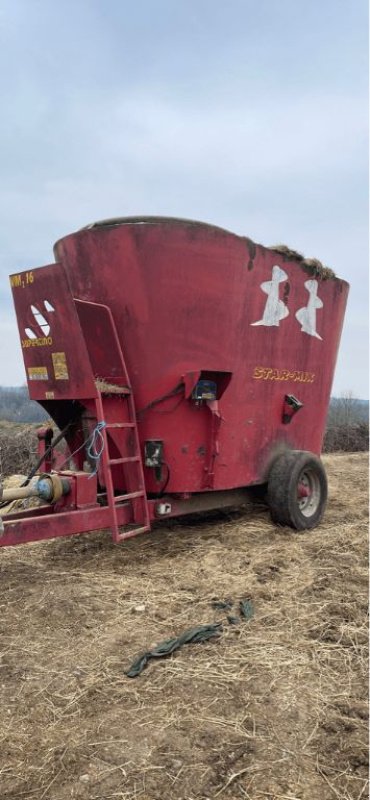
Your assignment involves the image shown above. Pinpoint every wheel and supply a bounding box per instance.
[267,450,327,530]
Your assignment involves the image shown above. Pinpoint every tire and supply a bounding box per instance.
[267,450,327,531]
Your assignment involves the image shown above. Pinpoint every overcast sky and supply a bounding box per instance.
[0,0,368,397]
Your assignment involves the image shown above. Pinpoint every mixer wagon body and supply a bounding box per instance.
[2,218,349,547]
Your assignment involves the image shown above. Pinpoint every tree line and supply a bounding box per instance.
[0,385,368,455]
[323,392,368,452]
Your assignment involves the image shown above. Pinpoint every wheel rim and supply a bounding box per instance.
[297,467,321,518]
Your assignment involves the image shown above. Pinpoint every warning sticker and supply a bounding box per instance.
[28,366,48,381]
[52,352,69,380]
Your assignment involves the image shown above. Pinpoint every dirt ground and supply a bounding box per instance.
[0,452,368,800]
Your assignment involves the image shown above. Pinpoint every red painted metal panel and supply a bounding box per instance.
[51,219,348,491]
[1,503,132,548]
[74,299,130,383]
[10,263,96,401]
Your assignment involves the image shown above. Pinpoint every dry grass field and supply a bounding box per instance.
[0,452,368,800]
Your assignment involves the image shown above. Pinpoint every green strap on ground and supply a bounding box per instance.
[211,599,233,610]
[125,622,223,678]
[239,599,254,620]
[125,598,254,678]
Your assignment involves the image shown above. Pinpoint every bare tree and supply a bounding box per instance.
[324,391,369,453]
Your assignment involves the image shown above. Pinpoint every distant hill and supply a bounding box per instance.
[0,386,48,423]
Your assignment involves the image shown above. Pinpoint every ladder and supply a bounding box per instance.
[95,387,151,542]
[75,298,151,543]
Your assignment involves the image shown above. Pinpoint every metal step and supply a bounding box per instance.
[105,422,136,429]
[116,524,151,540]
[114,490,145,502]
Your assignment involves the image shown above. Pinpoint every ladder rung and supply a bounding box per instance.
[116,525,150,540]
[105,423,136,429]
[114,490,145,502]
[97,384,131,395]
[108,456,140,465]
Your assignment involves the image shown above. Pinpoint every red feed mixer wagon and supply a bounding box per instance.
[1,217,348,547]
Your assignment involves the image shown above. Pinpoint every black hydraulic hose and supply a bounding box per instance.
[158,461,170,497]
[136,382,184,417]
[21,421,73,487]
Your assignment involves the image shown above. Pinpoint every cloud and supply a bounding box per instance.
[0,0,367,395]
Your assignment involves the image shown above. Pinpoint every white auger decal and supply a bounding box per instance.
[251,267,324,339]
